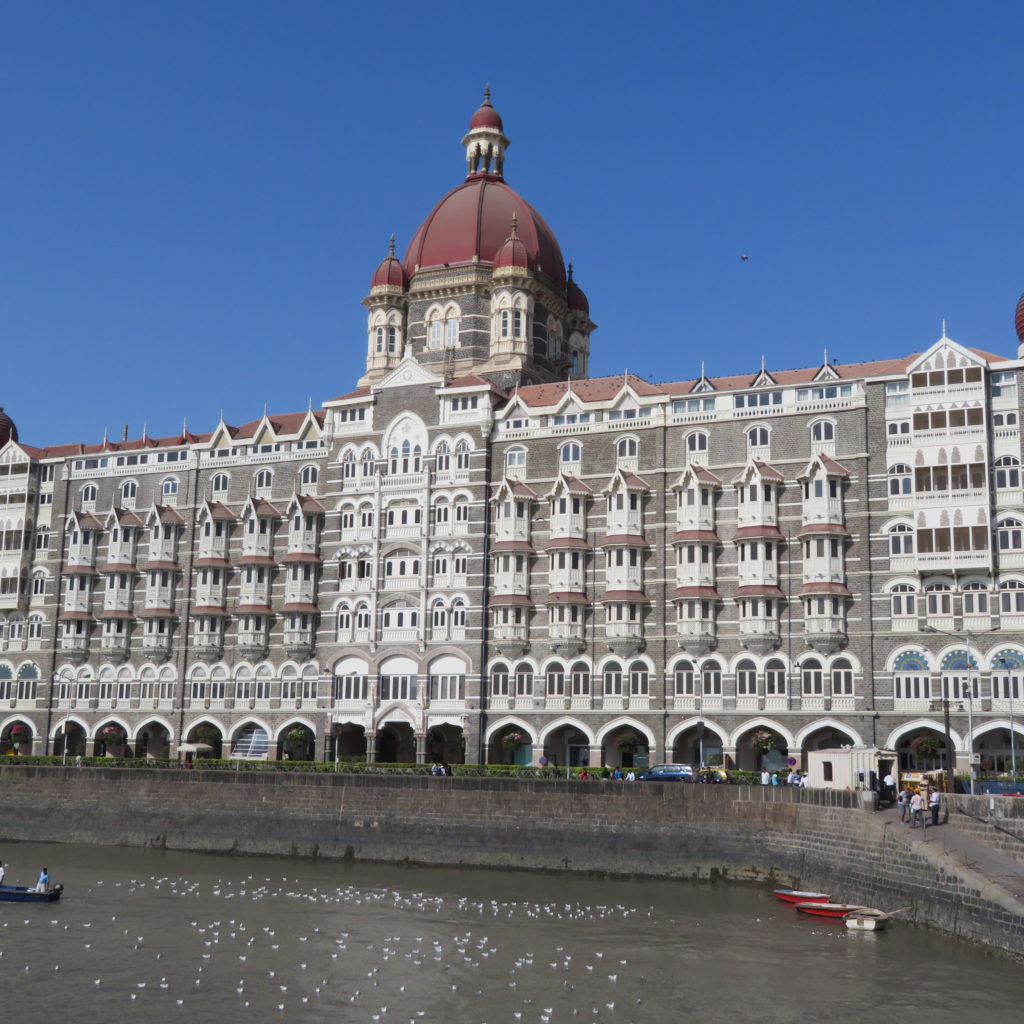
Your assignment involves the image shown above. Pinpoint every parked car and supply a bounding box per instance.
[638,763,695,782]
[696,767,736,784]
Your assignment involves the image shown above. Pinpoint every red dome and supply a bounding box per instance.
[566,264,589,315]
[470,97,503,131]
[371,253,407,290]
[1016,293,1024,345]
[403,176,565,284]
[0,407,18,447]
[492,217,533,272]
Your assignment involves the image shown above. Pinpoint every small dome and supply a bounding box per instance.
[1016,293,1024,345]
[566,263,589,316]
[0,406,18,447]
[470,87,503,131]
[370,236,408,290]
[492,214,533,272]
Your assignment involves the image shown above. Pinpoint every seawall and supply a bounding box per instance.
[3,765,1024,958]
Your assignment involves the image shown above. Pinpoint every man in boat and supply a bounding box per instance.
[35,867,49,893]
[0,860,5,886]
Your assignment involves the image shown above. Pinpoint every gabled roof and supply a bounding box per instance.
[732,459,785,485]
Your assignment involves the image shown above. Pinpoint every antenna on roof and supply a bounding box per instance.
[941,317,948,338]
[182,416,188,438]
[121,424,128,442]
[823,348,829,366]
[142,421,148,442]
[307,396,313,412]
[263,401,268,417]
[761,355,766,373]
[102,425,109,447]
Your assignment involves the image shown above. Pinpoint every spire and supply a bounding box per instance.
[388,233,395,258]
[509,211,519,239]
[567,261,574,281]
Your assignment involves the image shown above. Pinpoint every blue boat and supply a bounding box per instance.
[0,883,63,903]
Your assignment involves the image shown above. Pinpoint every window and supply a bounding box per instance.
[514,663,534,697]
[701,662,721,695]
[765,659,787,695]
[32,576,46,596]
[161,477,178,496]
[35,528,49,551]
[686,431,708,453]
[810,421,835,442]
[212,473,228,494]
[673,660,695,695]
[673,397,715,415]
[630,662,650,695]
[831,658,853,695]
[300,465,319,487]
[890,584,917,618]
[603,661,623,696]
[490,662,510,696]
[121,481,137,500]
[962,583,989,615]
[429,318,442,349]
[616,437,638,459]
[910,366,983,389]
[797,384,853,401]
[889,524,914,555]
[1000,580,1024,614]
[926,584,952,616]
[888,464,912,496]
[435,443,450,472]
[801,658,824,696]
[455,441,471,469]
[607,407,652,422]
[887,421,910,436]
[81,484,97,504]
[991,370,1017,398]
[551,411,591,426]
[506,447,526,469]
[560,442,581,464]
[255,470,272,490]
[995,457,1021,490]
[885,380,909,405]
[445,318,459,347]
[998,518,1024,552]
[735,391,782,409]
[736,659,757,696]
[546,664,565,696]
[747,427,769,447]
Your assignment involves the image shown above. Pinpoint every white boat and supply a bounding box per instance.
[844,908,889,931]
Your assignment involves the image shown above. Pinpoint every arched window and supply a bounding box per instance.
[445,317,459,347]
[673,660,695,695]
[811,420,835,442]
[431,601,448,628]
[300,465,319,487]
[736,658,757,696]
[451,598,466,627]
[212,473,229,494]
[765,658,787,695]
[255,469,272,491]
[747,427,769,448]
[831,657,853,695]
[560,442,581,464]
[995,456,1021,489]
[455,440,471,470]
[926,583,952,616]
[546,664,565,696]
[629,661,649,695]
[570,662,590,695]
[603,660,623,696]
[893,652,931,700]
[505,447,526,469]
[81,484,97,504]
[962,582,989,615]
[616,437,638,459]
[514,663,534,696]
[686,431,708,453]
[121,481,137,500]
[435,442,450,472]
[801,658,824,695]
[1000,580,1024,614]
[890,583,917,618]
[490,662,510,696]
[887,421,910,435]
[998,518,1024,551]
[361,449,376,477]
[336,604,352,632]
[888,464,912,496]
[340,451,357,479]
[355,602,372,630]
[161,477,178,496]
[701,660,722,695]
[889,523,914,555]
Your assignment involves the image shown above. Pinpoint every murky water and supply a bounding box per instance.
[1,842,1019,1022]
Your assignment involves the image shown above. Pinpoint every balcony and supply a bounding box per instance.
[493,572,528,595]
[59,636,90,662]
[380,627,419,644]
[738,618,780,654]
[283,629,316,661]
[192,637,223,663]
[237,631,269,661]
[548,571,585,593]
[382,471,428,491]
[675,509,715,533]
[100,635,131,661]
[549,514,586,540]
[801,498,843,526]
[735,504,777,528]
[737,563,779,587]
[801,558,845,584]
[605,569,644,591]
[606,513,642,536]
[385,523,422,540]
[495,518,531,544]
[676,567,715,588]
[287,531,320,557]
[141,632,174,656]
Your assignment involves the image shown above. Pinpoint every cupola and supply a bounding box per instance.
[462,87,510,178]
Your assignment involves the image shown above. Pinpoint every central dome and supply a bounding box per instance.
[402,175,566,286]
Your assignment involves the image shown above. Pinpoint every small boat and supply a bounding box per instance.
[0,883,64,904]
[773,888,832,904]
[793,901,867,919]
[844,908,889,931]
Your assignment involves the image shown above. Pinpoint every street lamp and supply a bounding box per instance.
[998,657,1018,784]
[923,624,999,796]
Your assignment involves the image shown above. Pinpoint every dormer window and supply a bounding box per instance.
[551,410,590,426]
[735,390,782,409]
[607,407,652,422]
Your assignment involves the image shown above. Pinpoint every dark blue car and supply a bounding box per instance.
[637,763,695,782]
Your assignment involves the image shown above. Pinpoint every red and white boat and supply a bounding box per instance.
[773,889,832,905]
[793,901,868,919]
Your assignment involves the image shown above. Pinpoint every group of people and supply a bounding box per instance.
[579,766,636,781]
[0,860,50,892]
[429,761,452,776]
[897,785,942,828]
[760,769,807,786]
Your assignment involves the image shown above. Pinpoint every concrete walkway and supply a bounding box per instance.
[875,800,1024,912]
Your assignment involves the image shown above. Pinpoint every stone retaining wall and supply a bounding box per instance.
[2,766,1023,958]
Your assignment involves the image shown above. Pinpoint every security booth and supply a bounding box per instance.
[805,747,898,805]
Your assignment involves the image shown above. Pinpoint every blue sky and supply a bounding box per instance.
[5,1,1023,447]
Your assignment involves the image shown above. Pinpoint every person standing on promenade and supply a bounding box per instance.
[929,787,941,826]
[909,790,924,828]
[883,770,896,806]
[898,786,910,822]
[761,768,771,786]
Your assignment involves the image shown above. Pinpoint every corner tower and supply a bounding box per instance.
[359,92,595,387]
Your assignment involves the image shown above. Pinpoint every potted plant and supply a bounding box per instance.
[501,730,527,753]
[616,729,643,754]
[9,723,31,751]
[910,735,940,759]
[97,724,126,749]
[749,730,777,754]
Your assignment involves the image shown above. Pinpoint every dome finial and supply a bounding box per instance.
[509,211,518,239]
[388,233,396,258]
[483,83,491,106]
[464,87,508,177]
[567,261,574,281]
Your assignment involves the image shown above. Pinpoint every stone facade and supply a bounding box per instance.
[2,98,1024,775]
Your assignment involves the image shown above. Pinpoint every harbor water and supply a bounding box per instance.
[1,841,1019,1022]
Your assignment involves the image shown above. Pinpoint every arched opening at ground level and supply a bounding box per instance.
[330,723,366,761]
[425,724,465,765]
[135,721,171,759]
[93,721,128,757]
[277,724,316,761]
[53,721,87,758]
[895,726,950,773]
[541,725,592,769]
[376,721,415,763]
[185,722,224,758]
[671,724,725,766]
[602,725,652,770]
[976,726,1024,773]
[734,725,790,772]
[488,724,533,766]
[1,719,34,755]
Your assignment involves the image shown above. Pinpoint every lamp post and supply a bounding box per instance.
[998,657,1018,783]
[924,624,999,796]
